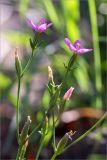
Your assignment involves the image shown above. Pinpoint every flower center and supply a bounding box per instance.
[75,43,81,50]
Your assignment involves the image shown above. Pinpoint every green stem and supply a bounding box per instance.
[51,153,57,160]
[16,145,23,160]
[52,109,56,147]
[60,54,77,97]
[35,137,44,160]
[55,100,66,124]
[28,123,41,141]
[61,112,107,154]
[60,69,69,95]
[16,78,21,143]
[21,51,34,77]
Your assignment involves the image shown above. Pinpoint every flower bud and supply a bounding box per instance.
[47,66,55,95]
[15,48,22,78]
[19,116,31,145]
[63,87,74,100]
[48,66,53,81]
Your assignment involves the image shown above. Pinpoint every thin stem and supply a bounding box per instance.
[16,143,22,160]
[61,112,107,155]
[51,153,57,160]
[35,137,44,160]
[21,51,33,77]
[16,78,21,143]
[24,123,41,145]
[55,100,66,124]
[60,69,69,96]
[21,33,41,77]
[52,109,56,147]
[60,54,77,97]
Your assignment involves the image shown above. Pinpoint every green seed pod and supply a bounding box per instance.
[15,48,22,78]
[19,116,31,146]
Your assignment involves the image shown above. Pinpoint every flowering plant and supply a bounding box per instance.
[14,18,107,160]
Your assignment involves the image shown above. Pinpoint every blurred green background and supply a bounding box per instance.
[0,0,107,159]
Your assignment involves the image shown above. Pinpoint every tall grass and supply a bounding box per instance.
[88,0,102,108]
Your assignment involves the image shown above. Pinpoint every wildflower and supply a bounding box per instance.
[27,18,52,33]
[64,38,93,54]
[64,87,74,100]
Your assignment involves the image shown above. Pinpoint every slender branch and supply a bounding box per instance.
[16,77,21,143]
[36,137,44,160]
[21,52,33,77]
[60,69,69,96]
[24,123,41,144]
[16,145,23,160]
[51,153,57,160]
[52,109,56,147]
[55,100,66,124]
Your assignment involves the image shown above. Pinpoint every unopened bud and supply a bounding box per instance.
[15,48,22,78]
[63,87,74,101]
[47,66,55,95]
[48,66,53,81]
[45,115,48,124]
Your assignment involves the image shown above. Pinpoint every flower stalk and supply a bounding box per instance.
[35,116,49,160]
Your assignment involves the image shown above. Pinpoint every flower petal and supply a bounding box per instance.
[37,24,47,32]
[47,23,53,28]
[64,38,76,52]
[77,48,93,54]
[27,19,37,30]
[64,87,74,100]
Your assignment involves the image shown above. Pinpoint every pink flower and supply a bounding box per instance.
[27,18,52,33]
[64,38,93,55]
[64,87,74,101]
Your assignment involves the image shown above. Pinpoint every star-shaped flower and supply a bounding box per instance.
[64,38,93,54]
[27,18,52,33]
